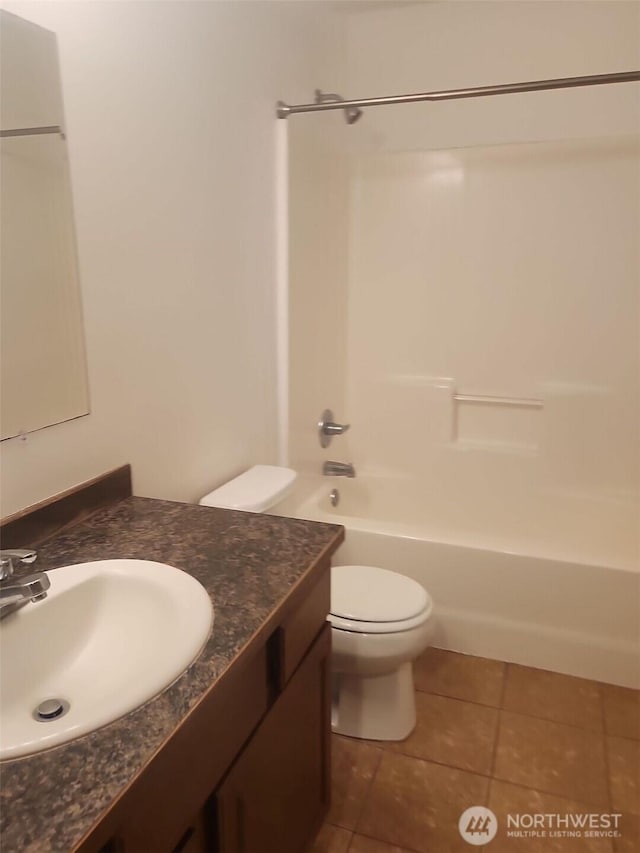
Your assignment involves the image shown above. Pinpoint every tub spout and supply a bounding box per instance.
[323,461,356,478]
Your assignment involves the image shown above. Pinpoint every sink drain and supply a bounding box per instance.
[33,698,70,722]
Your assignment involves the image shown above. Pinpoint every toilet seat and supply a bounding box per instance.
[329,565,433,634]
[328,607,432,634]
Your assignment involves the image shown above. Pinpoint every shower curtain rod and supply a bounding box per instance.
[275,70,640,118]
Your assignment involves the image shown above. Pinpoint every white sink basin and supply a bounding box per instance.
[0,559,213,760]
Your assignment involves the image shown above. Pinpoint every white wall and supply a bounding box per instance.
[0,0,345,517]
[345,0,640,152]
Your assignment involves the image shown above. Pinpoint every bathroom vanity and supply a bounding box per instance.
[0,469,344,853]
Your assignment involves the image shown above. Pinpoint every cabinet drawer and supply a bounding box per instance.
[276,565,330,687]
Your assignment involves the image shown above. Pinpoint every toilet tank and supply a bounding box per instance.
[199,465,297,513]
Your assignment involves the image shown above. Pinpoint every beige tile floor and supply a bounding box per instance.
[309,649,640,853]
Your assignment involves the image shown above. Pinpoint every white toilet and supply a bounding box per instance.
[199,465,297,513]
[199,468,434,742]
[329,565,434,741]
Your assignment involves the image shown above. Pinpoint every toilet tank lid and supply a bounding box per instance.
[199,465,297,512]
[330,565,430,623]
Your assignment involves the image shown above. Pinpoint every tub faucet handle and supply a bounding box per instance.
[319,409,350,448]
[324,421,350,436]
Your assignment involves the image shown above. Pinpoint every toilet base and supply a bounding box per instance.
[331,662,416,741]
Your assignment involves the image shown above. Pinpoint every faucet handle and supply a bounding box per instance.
[318,409,351,448]
[0,549,37,580]
[323,421,350,436]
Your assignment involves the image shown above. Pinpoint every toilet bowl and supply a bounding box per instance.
[329,565,434,741]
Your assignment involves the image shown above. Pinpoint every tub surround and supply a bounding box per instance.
[0,492,344,852]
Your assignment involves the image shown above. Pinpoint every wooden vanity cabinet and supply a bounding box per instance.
[87,562,332,853]
[215,624,331,853]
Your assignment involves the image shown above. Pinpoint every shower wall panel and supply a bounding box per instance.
[344,136,639,568]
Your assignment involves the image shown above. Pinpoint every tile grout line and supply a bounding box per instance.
[321,822,354,853]
[486,662,509,808]
[601,685,621,825]
[488,769,616,811]
[377,743,493,781]
[375,740,614,813]
[413,683,627,737]
[600,682,615,815]
[347,827,424,853]
[341,826,356,853]
[493,662,510,758]
[414,683,501,709]
[351,744,385,836]
[607,732,640,745]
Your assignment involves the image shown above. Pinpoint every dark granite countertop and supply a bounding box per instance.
[0,496,343,852]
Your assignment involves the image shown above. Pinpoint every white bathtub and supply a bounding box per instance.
[273,475,640,688]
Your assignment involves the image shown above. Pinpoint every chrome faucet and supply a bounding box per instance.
[318,409,350,449]
[0,549,50,619]
[322,461,356,478]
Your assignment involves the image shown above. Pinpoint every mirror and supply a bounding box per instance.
[1,10,89,441]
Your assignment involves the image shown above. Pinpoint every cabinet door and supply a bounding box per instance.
[216,624,331,853]
[156,810,205,853]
